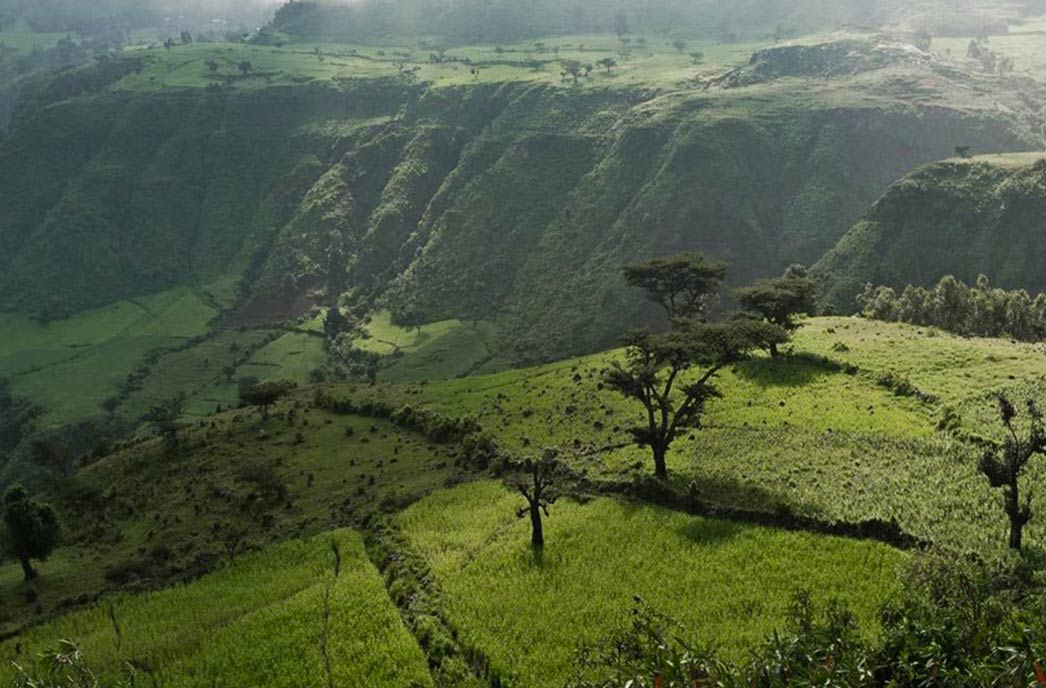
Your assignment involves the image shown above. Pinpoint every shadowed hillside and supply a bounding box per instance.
[0,38,1039,366]
[814,154,1046,311]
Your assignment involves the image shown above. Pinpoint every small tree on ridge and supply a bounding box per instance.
[736,264,817,357]
[623,253,727,322]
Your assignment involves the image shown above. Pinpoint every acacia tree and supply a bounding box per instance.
[980,394,1046,551]
[240,380,297,420]
[605,319,785,478]
[146,394,186,446]
[560,59,583,83]
[736,264,817,357]
[624,253,728,321]
[3,484,61,581]
[508,448,562,549]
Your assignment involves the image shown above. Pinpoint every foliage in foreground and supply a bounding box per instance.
[569,552,1046,688]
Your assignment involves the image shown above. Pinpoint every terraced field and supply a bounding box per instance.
[0,530,432,687]
[401,481,903,686]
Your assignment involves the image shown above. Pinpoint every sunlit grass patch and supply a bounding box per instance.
[401,481,903,688]
[0,530,432,687]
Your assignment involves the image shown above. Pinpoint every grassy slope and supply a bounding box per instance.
[0,529,432,688]
[113,35,824,93]
[0,317,1041,682]
[346,317,1046,555]
[358,311,502,381]
[0,42,1033,482]
[402,481,902,686]
[0,284,227,429]
[0,406,463,635]
[813,154,1046,311]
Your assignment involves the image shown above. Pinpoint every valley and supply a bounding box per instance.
[3,0,1046,685]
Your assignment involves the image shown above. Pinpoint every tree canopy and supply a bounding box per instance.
[623,253,728,321]
[736,264,817,355]
[240,380,298,420]
[980,394,1046,550]
[605,319,786,478]
[3,484,60,581]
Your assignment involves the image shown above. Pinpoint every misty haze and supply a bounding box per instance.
[1,0,1046,686]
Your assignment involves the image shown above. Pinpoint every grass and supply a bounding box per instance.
[341,317,1046,555]
[401,480,903,687]
[0,284,226,428]
[0,404,464,636]
[0,529,432,688]
[795,317,1046,433]
[2,317,1043,680]
[357,311,501,381]
[0,21,64,54]
[110,34,788,93]
[932,24,1046,82]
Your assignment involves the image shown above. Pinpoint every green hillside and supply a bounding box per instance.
[7,2,1046,682]
[0,34,1038,353]
[401,481,901,685]
[814,154,1046,311]
[3,317,1045,683]
[2,29,1039,486]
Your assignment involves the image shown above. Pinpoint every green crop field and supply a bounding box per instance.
[4,316,1037,641]
[341,317,1046,555]
[0,529,432,687]
[0,285,226,428]
[0,21,64,54]
[401,481,903,687]
[111,32,813,94]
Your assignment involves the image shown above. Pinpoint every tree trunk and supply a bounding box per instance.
[1010,519,1023,551]
[529,503,544,548]
[769,341,780,358]
[19,555,37,582]
[1007,482,1023,551]
[652,445,668,479]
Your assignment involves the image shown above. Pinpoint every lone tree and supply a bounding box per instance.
[560,59,583,83]
[980,394,1046,551]
[672,39,688,53]
[3,484,60,581]
[238,60,252,76]
[240,380,297,420]
[736,264,817,357]
[605,319,785,478]
[146,394,186,446]
[597,57,617,74]
[508,449,562,549]
[624,252,727,321]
